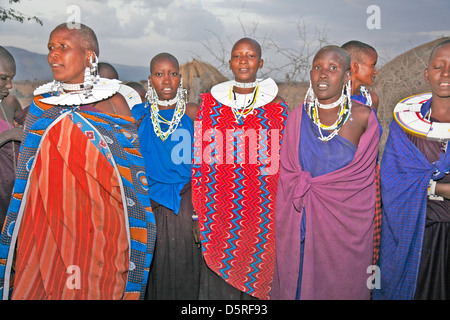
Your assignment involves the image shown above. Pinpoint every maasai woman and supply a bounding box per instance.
[192,38,288,300]
[374,39,450,300]
[272,45,379,300]
[0,46,23,230]
[131,53,201,299]
[342,40,382,267]
[342,40,379,112]
[0,23,156,300]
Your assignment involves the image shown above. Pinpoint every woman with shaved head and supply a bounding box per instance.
[272,45,379,300]
[0,23,156,300]
[374,39,450,300]
[192,37,288,300]
[131,52,201,300]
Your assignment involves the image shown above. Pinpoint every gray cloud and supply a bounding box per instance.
[151,3,224,42]
[0,0,449,76]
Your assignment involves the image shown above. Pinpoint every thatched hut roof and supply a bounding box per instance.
[373,36,450,156]
[180,59,228,104]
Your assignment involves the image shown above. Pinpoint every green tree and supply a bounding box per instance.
[0,0,43,25]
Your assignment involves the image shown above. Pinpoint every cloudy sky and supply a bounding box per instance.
[1,0,449,80]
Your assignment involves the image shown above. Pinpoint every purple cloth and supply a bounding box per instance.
[0,119,19,230]
[272,104,379,300]
[0,118,10,134]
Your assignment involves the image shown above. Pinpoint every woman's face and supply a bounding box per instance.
[354,49,378,87]
[149,57,181,102]
[229,39,263,84]
[0,59,15,100]
[310,48,349,104]
[47,27,91,84]
[425,43,450,99]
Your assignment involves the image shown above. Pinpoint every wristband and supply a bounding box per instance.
[428,179,437,196]
[428,179,444,201]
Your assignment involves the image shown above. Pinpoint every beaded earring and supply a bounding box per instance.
[50,80,64,96]
[83,53,99,98]
[304,80,315,110]
[360,85,372,106]
[176,78,187,104]
[145,79,158,104]
[345,78,352,99]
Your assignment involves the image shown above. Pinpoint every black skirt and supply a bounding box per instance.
[414,220,450,300]
[198,258,257,300]
[145,182,202,300]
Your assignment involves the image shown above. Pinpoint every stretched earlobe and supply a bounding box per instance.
[351,61,359,74]
[424,68,430,84]
[345,70,352,83]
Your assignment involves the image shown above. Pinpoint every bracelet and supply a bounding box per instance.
[428,179,444,201]
[428,179,436,196]
[192,214,199,221]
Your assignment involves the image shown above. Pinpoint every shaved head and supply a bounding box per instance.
[232,37,262,59]
[0,46,16,70]
[51,23,99,57]
[98,62,119,79]
[428,39,450,65]
[314,45,351,71]
[150,52,179,73]
[342,40,376,63]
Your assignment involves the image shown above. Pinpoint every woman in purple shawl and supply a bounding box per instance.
[272,46,379,300]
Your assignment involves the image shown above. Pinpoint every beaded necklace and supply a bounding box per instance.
[62,82,84,91]
[360,86,372,106]
[148,87,187,141]
[233,80,258,89]
[306,88,352,142]
[228,81,259,123]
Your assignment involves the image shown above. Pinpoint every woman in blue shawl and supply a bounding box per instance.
[131,53,200,299]
[374,39,450,300]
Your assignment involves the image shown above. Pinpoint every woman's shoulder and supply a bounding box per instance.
[185,102,199,122]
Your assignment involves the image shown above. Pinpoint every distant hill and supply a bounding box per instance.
[5,46,149,82]
[6,46,52,81]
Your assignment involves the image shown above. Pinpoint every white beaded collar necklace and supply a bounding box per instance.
[157,97,178,107]
[62,82,85,91]
[233,80,258,89]
[34,78,121,106]
[316,95,345,109]
[211,78,278,111]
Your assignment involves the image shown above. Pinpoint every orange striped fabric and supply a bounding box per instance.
[11,117,129,300]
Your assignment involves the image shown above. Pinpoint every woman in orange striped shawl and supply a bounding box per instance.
[0,23,156,300]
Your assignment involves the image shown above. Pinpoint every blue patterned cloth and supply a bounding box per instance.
[373,100,434,300]
[0,95,156,299]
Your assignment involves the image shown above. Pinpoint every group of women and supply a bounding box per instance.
[0,21,449,300]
